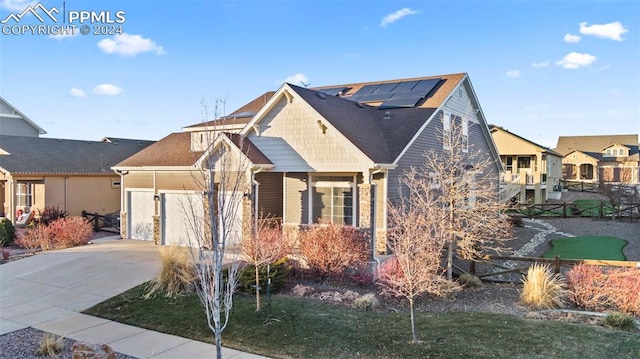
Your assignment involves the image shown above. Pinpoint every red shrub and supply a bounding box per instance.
[566,264,640,315]
[298,222,370,279]
[49,217,93,248]
[16,225,53,254]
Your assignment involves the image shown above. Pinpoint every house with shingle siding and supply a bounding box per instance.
[0,136,154,222]
[114,73,502,252]
[0,97,46,137]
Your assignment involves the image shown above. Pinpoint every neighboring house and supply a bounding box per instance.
[0,97,47,137]
[490,126,563,203]
[562,150,601,182]
[114,73,502,253]
[555,134,639,184]
[0,136,154,222]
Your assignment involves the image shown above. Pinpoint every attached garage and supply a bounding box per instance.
[161,192,204,246]
[127,191,154,241]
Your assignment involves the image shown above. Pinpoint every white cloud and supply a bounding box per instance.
[93,84,123,96]
[555,52,597,69]
[531,61,550,68]
[579,21,628,41]
[69,88,86,97]
[506,70,521,78]
[564,33,581,43]
[380,8,419,28]
[97,33,165,57]
[0,0,36,11]
[281,73,310,87]
[49,31,78,40]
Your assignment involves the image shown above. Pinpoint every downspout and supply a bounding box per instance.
[8,179,14,222]
[113,169,128,236]
[251,166,263,228]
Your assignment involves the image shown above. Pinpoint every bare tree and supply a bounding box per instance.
[599,166,634,220]
[182,98,249,359]
[241,214,291,311]
[419,115,512,280]
[377,166,459,343]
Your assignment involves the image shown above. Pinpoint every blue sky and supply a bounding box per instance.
[1,0,638,148]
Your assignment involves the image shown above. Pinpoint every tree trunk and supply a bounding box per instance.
[409,297,419,344]
[215,330,223,359]
[447,240,454,280]
[255,265,261,311]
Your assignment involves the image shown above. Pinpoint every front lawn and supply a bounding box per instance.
[84,284,640,359]
[543,236,628,261]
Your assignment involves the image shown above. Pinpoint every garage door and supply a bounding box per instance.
[128,191,154,241]
[162,192,204,247]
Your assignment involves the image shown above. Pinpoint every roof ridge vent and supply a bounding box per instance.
[383,111,392,120]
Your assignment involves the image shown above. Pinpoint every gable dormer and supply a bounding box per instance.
[602,144,629,158]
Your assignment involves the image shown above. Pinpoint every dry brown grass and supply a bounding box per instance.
[145,246,197,298]
[521,263,567,309]
[36,333,62,357]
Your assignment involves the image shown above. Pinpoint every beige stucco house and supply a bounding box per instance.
[114,73,503,253]
[490,126,563,203]
[0,136,154,222]
[556,134,639,185]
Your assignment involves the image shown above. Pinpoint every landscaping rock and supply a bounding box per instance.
[72,342,116,359]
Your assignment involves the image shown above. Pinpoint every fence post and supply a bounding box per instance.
[563,203,567,218]
[599,202,603,218]
[469,261,476,276]
[554,255,561,274]
[93,212,99,231]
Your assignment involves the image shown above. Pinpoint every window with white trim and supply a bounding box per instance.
[442,114,452,149]
[462,170,476,208]
[16,182,33,207]
[311,176,354,226]
[427,172,440,189]
[462,119,469,152]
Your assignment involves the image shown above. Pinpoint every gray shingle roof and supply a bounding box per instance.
[289,84,436,163]
[0,135,154,174]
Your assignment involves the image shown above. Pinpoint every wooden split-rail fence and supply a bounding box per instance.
[462,255,640,283]
[82,211,120,233]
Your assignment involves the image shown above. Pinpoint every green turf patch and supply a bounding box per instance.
[83,283,640,359]
[571,200,614,217]
[543,236,627,261]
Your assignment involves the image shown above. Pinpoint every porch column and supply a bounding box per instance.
[358,183,372,229]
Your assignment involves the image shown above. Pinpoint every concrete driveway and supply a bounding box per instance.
[0,238,266,358]
[0,238,160,333]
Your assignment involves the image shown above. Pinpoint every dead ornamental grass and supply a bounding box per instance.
[145,246,197,298]
[521,263,567,309]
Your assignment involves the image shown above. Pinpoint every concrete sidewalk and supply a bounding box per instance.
[0,238,267,358]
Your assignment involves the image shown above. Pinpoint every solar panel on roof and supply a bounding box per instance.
[373,82,400,93]
[392,80,420,92]
[411,78,441,95]
[379,96,423,108]
[319,87,349,96]
[357,93,393,102]
[352,84,379,96]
